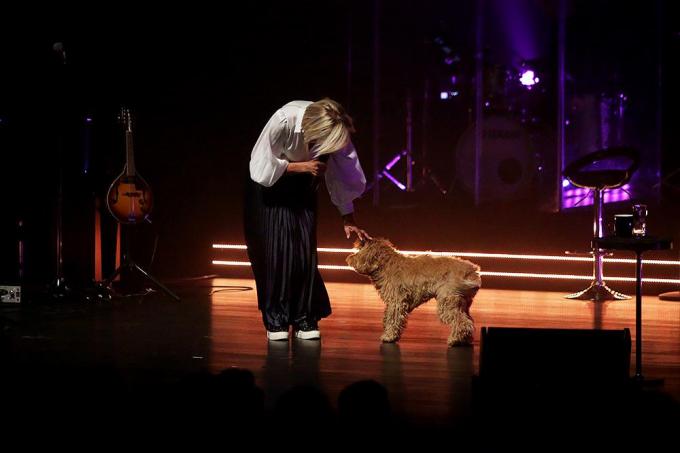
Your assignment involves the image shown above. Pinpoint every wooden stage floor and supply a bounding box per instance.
[209,278,680,418]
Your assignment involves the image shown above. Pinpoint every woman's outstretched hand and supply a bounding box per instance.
[342,213,372,241]
[344,224,371,241]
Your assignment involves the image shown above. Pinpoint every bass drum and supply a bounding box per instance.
[454,116,535,202]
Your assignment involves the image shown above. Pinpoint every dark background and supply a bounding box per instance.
[1,1,679,296]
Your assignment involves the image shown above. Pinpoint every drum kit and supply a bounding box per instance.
[449,63,550,203]
[375,55,628,207]
[374,60,552,204]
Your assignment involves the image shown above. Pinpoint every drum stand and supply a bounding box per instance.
[364,95,414,194]
[364,91,448,196]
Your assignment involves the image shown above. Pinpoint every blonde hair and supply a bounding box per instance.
[301,98,355,156]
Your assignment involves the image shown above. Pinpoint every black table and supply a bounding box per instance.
[592,236,673,382]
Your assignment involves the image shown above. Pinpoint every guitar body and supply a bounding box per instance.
[107,171,153,224]
[106,107,154,224]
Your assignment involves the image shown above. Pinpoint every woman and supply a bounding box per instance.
[245,98,371,341]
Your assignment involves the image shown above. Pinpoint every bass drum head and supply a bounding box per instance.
[454,116,535,202]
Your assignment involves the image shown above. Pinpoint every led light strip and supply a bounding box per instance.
[212,244,679,266]
[211,260,680,284]
[212,260,352,271]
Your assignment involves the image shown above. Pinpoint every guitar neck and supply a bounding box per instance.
[125,130,136,176]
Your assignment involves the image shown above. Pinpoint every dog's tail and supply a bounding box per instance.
[459,264,482,297]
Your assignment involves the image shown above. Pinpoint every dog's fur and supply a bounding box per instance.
[346,238,481,347]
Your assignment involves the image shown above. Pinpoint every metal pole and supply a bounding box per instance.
[18,219,24,280]
[372,0,381,207]
[556,0,567,212]
[406,93,413,191]
[473,0,484,206]
[635,252,643,379]
[593,189,604,284]
[654,0,663,199]
[422,78,429,171]
[346,8,353,111]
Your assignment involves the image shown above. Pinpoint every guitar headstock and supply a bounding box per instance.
[118,107,133,132]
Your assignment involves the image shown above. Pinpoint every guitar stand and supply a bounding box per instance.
[103,227,180,301]
[105,259,180,301]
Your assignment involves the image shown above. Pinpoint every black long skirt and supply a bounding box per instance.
[243,171,331,330]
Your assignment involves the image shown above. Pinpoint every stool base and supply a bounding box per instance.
[565,281,630,302]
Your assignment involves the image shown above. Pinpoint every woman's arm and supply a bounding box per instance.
[324,141,371,241]
[325,141,366,215]
[249,112,290,187]
[287,161,327,176]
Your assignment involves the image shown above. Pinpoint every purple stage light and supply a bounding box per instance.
[377,150,408,191]
[384,151,404,171]
[382,171,406,191]
[519,69,539,88]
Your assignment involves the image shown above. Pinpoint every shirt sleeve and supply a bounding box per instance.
[249,110,289,187]
[324,140,366,215]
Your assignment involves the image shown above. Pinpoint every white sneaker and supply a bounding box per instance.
[294,329,320,340]
[293,320,320,340]
[266,330,289,341]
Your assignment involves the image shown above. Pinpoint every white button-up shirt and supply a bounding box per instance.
[249,100,366,215]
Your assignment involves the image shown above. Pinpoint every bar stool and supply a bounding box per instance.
[563,146,639,301]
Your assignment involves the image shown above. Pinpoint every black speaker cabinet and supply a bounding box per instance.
[479,327,631,386]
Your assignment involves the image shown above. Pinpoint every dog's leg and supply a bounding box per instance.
[437,295,474,347]
[380,302,408,343]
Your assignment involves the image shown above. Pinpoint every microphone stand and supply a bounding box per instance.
[47,42,71,301]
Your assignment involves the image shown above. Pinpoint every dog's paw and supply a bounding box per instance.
[447,338,473,348]
[380,333,399,343]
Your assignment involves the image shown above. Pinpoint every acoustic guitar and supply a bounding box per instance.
[106,108,153,224]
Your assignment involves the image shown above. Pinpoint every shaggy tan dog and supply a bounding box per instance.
[346,239,481,347]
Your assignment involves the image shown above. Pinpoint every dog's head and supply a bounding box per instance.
[346,238,396,276]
